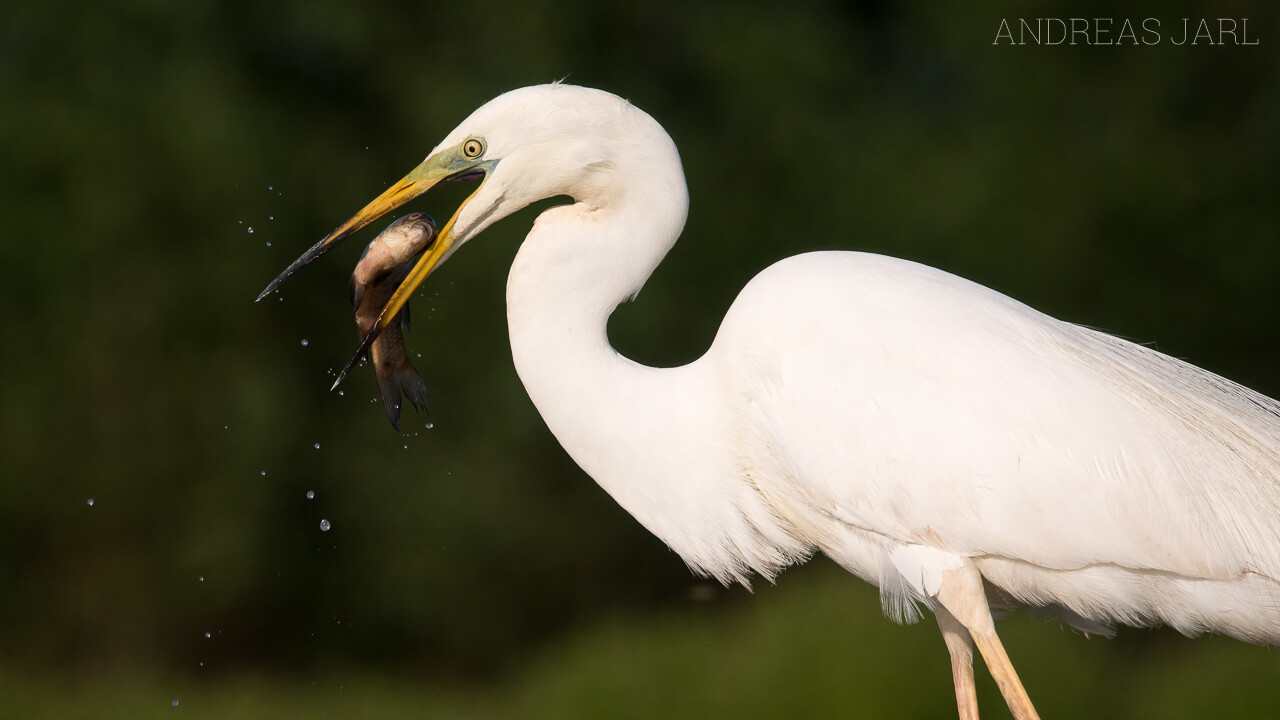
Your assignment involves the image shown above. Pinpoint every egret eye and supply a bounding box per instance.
[462,138,485,158]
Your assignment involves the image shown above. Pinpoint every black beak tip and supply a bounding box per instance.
[331,321,385,391]
[256,228,355,303]
[255,279,281,303]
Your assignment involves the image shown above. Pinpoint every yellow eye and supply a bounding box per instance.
[462,138,485,158]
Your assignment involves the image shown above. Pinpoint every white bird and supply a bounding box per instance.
[260,84,1280,719]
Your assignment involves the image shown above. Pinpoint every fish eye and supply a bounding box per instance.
[462,137,485,158]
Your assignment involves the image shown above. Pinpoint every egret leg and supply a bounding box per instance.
[935,565,1040,720]
[971,629,1039,720]
[935,605,980,720]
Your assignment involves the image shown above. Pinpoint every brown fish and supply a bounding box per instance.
[349,212,437,432]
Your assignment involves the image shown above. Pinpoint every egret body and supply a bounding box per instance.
[261,84,1280,719]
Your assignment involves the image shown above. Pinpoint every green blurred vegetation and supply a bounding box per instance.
[1,0,1277,716]
[4,565,1279,717]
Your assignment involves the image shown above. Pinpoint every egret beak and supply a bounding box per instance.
[329,177,488,390]
[270,149,495,390]
[255,150,491,302]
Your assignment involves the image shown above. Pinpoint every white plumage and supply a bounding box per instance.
[265,83,1280,718]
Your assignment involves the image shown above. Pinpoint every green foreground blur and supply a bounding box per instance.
[5,565,1279,718]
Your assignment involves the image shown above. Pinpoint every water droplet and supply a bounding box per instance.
[403,444,408,450]
[320,519,331,532]
[306,490,314,499]
[198,576,204,582]
[87,498,94,506]
[300,339,309,347]
[425,423,434,429]
[313,442,320,450]
[269,215,275,220]
[260,470,267,476]
[247,227,254,234]
[204,632,211,639]
[268,185,274,191]
[338,390,344,397]
[265,241,272,247]
[172,699,180,707]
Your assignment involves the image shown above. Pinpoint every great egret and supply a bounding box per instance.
[260,84,1280,719]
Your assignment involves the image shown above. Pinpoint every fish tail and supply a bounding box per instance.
[378,365,431,433]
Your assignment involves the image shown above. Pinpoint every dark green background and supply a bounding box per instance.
[3,0,1278,716]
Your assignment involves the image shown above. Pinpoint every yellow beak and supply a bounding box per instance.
[257,150,479,301]
[329,177,488,389]
[256,146,493,390]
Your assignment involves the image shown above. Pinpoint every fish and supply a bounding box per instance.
[348,212,437,432]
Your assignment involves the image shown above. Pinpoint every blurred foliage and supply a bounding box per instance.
[1,0,1277,715]
[4,565,1279,717]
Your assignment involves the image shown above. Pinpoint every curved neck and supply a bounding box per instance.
[504,182,809,585]
[504,184,725,559]
[505,136,690,411]
[505,192,688,481]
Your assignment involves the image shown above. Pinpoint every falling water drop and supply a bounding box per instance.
[320,519,331,532]
[204,632,211,639]
[87,498,95,506]
[306,490,315,500]
[247,227,255,234]
[313,442,320,450]
[172,699,180,707]
[300,339,310,347]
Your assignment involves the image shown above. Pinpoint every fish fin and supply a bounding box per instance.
[349,276,365,311]
[385,258,420,330]
[398,362,432,413]
[387,257,417,286]
[379,377,404,433]
[377,363,431,433]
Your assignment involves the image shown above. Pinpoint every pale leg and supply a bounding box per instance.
[936,605,980,720]
[935,565,1040,720]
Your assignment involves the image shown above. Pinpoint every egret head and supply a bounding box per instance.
[259,83,668,387]
[258,84,647,303]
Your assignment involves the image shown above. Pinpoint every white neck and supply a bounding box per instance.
[505,188,698,535]
[505,171,809,584]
